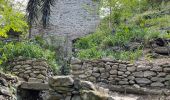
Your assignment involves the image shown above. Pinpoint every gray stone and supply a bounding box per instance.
[125,71,131,75]
[71,95,81,100]
[88,76,96,82]
[129,80,135,84]
[143,71,156,77]
[137,65,151,71]
[119,81,129,85]
[99,68,105,73]
[24,70,32,74]
[151,77,165,82]
[157,73,166,77]
[111,65,118,70]
[85,70,93,76]
[93,67,99,72]
[151,82,164,87]
[164,68,170,72]
[105,65,111,71]
[37,74,46,80]
[79,75,87,79]
[150,66,162,71]
[25,67,32,70]
[65,96,71,100]
[30,73,36,78]
[128,76,135,80]
[49,76,74,87]
[0,86,12,96]
[135,78,151,84]
[133,71,144,77]
[92,73,100,78]
[110,70,117,75]
[165,75,170,80]
[81,81,96,91]
[71,58,81,64]
[71,65,82,70]
[101,73,109,79]
[118,64,127,71]
[20,82,49,90]
[127,67,136,72]
[28,78,43,83]
[118,71,124,75]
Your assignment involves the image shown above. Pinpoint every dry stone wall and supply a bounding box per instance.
[9,58,53,83]
[71,58,170,88]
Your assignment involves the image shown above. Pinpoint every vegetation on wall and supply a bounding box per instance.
[74,0,170,61]
[0,0,28,38]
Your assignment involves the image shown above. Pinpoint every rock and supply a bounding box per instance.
[71,95,81,100]
[118,64,127,71]
[111,65,118,70]
[164,68,170,72]
[71,65,82,70]
[154,47,169,55]
[30,73,36,78]
[135,78,151,84]
[28,78,43,83]
[79,75,87,79]
[0,77,8,86]
[85,70,92,77]
[24,70,32,74]
[101,73,109,79]
[143,71,156,77]
[125,71,131,75]
[110,70,117,75]
[108,96,115,100]
[25,67,32,70]
[99,68,105,73]
[165,75,170,80]
[133,71,144,77]
[48,91,64,100]
[13,65,21,69]
[49,76,74,87]
[119,81,129,85]
[0,86,12,96]
[81,90,108,100]
[20,82,49,90]
[151,77,165,82]
[92,73,100,78]
[65,96,71,100]
[157,73,166,77]
[151,82,164,87]
[137,65,151,71]
[128,76,135,80]
[37,74,45,80]
[129,80,135,84]
[93,67,99,72]
[150,66,162,71]
[127,66,136,72]
[105,65,111,71]
[88,76,96,82]
[71,57,81,64]
[118,71,124,75]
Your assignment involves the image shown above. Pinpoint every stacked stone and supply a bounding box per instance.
[71,58,170,88]
[46,76,113,100]
[0,72,18,100]
[10,58,52,82]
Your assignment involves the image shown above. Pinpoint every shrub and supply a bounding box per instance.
[0,41,58,72]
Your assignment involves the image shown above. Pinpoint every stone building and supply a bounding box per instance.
[32,0,100,56]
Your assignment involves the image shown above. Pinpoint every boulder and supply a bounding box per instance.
[135,78,151,84]
[80,81,96,91]
[81,90,108,100]
[49,76,74,87]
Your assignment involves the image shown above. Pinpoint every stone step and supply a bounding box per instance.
[20,82,50,90]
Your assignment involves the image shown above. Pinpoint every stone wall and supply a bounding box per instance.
[32,0,100,40]
[9,58,53,82]
[71,58,170,88]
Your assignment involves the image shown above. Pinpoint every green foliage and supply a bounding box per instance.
[0,0,28,38]
[74,0,170,61]
[0,41,58,72]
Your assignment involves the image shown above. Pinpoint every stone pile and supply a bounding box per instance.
[46,76,114,100]
[71,58,170,88]
[0,72,18,100]
[10,58,53,82]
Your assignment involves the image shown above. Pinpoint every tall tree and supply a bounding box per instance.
[26,0,54,38]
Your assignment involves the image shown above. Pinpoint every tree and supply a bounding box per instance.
[26,0,54,38]
[0,0,28,38]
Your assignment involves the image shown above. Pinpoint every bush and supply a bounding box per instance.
[0,41,58,72]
